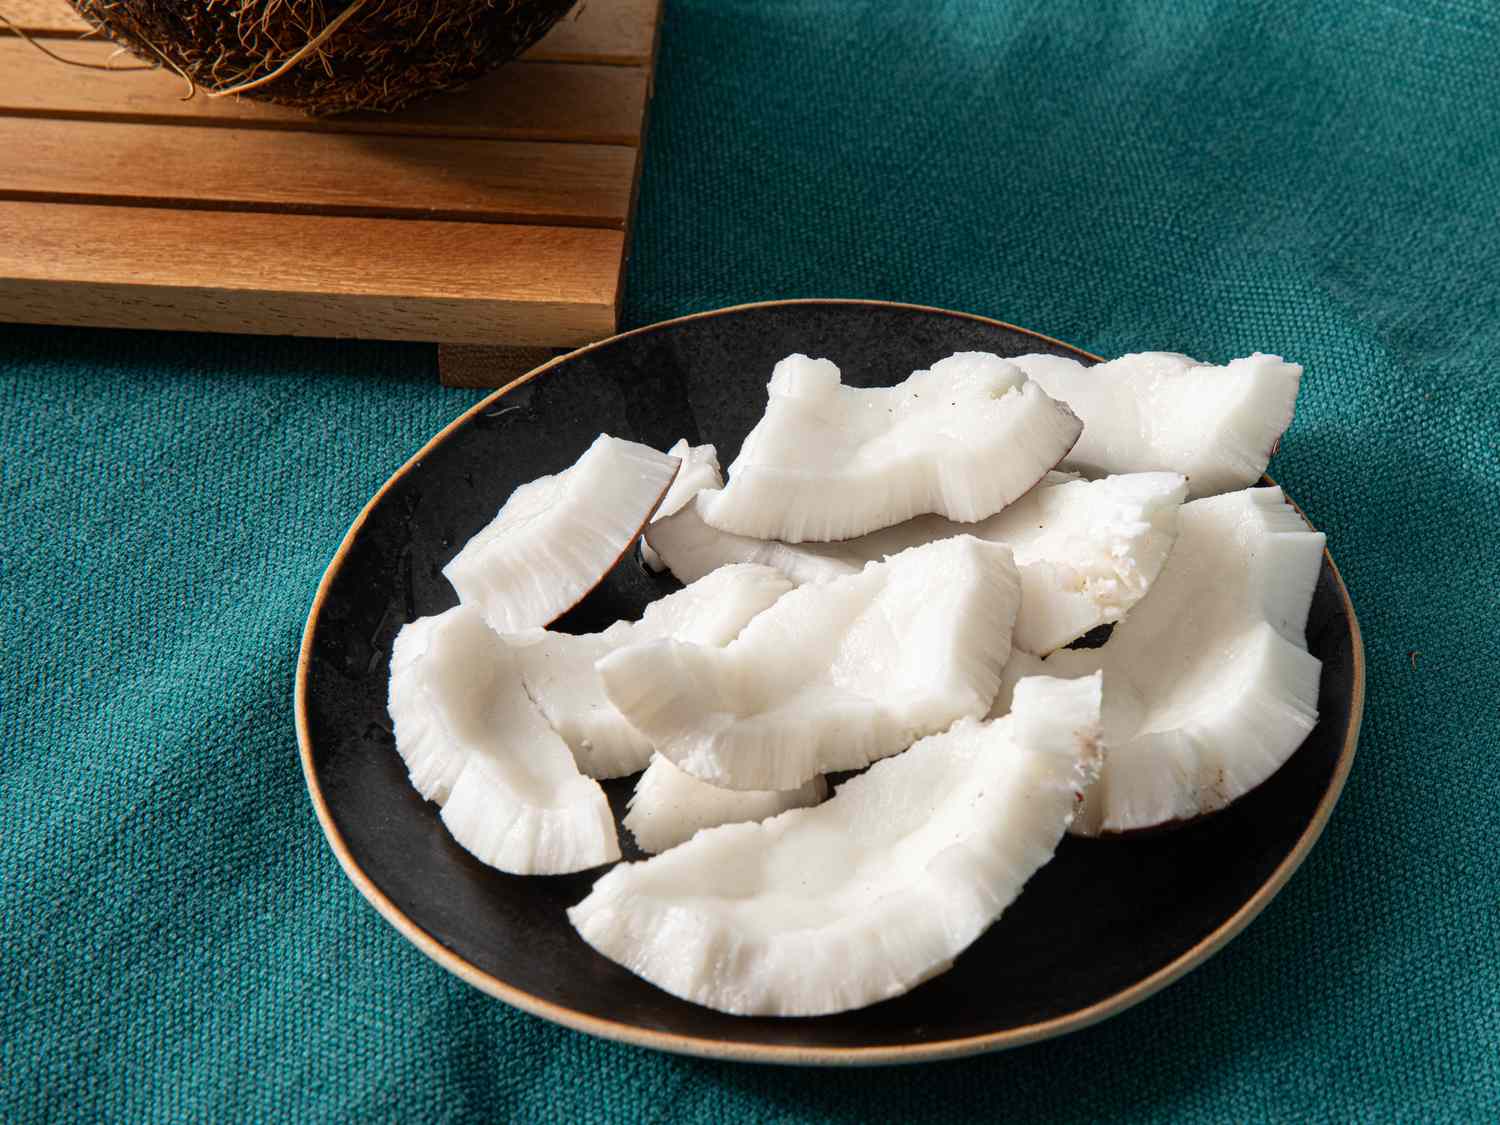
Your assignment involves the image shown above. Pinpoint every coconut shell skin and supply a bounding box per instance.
[68,0,579,115]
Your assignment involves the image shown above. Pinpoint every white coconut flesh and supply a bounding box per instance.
[640,439,723,572]
[386,605,619,874]
[624,754,828,855]
[387,611,462,803]
[644,444,859,586]
[511,564,794,780]
[695,352,1083,542]
[650,467,1187,654]
[569,673,1103,1017]
[987,649,1050,721]
[597,535,1022,792]
[957,470,1187,653]
[443,434,680,633]
[1009,352,1303,499]
[1043,486,1324,835]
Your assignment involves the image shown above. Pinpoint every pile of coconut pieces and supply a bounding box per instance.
[388,349,1323,1017]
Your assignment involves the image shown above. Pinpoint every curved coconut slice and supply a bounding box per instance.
[624,754,828,855]
[597,535,1021,791]
[978,471,1187,653]
[696,352,1082,542]
[651,469,1187,654]
[570,673,1103,1016]
[513,564,794,779]
[443,434,680,632]
[655,439,723,518]
[1009,352,1303,498]
[644,446,859,586]
[986,649,1049,720]
[386,605,619,874]
[640,440,724,572]
[387,612,465,803]
[1045,486,1324,835]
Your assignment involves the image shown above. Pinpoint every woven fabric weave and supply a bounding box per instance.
[3,1,1496,1119]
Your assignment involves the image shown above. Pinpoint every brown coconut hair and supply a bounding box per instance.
[68,0,580,114]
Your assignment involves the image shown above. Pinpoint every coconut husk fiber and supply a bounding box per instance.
[67,0,580,115]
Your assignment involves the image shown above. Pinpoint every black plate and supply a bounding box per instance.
[295,299,1363,1065]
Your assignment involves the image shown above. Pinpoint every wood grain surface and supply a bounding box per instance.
[0,40,648,143]
[0,202,623,343]
[532,0,658,64]
[0,0,91,36]
[0,117,636,227]
[0,0,660,354]
[437,344,564,388]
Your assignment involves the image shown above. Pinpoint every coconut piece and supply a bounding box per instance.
[597,535,1021,791]
[1045,487,1324,835]
[624,755,828,855]
[641,440,724,572]
[644,447,858,586]
[386,605,619,875]
[513,565,794,779]
[695,353,1082,542]
[443,434,679,633]
[987,650,1050,720]
[570,673,1103,1016]
[651,470,1187,654]
[387,612,464,804]
[959,471,1187,653]
[1009,352,1303,498]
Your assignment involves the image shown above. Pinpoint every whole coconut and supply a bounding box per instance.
[68,0,579,115]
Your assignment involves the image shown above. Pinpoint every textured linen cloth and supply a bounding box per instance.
[3,1,1497,1119]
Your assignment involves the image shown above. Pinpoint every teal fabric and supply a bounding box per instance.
[3,0,1497,1119]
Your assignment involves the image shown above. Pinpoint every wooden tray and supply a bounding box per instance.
[0,0,661,380]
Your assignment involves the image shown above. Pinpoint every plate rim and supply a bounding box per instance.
[293,298,1366,1066]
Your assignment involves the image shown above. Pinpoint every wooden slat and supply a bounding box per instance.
[0,0,658,63]
[0,0,90,37]
[0,118,635,227]
[0,40,647,143]
[531,0,658,64]
[0,201,622,343]
[0,0,660,355]
[433,0,663,382]
[438,344,562,387]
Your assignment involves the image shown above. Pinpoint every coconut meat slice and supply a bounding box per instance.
[961,471,1187,653]
[386,605,619,874]
[1008,351,1303,498]
[644,444,863,586]
[651,468,1187,654]
[1044,486,1324,834]
[569,673,1103,1016]
[640,440,725,572]
[512,564,794,780]
[653,439,722,519]
[443,433,680,632]
[387,611,465,804]
[987,649,1050,721]
[696,352,1082,542]
[597,535,1021,791]
[644,444,866,586]
[624,754,828,855]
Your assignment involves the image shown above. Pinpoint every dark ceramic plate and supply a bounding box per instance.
[296,300,1363,1065]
